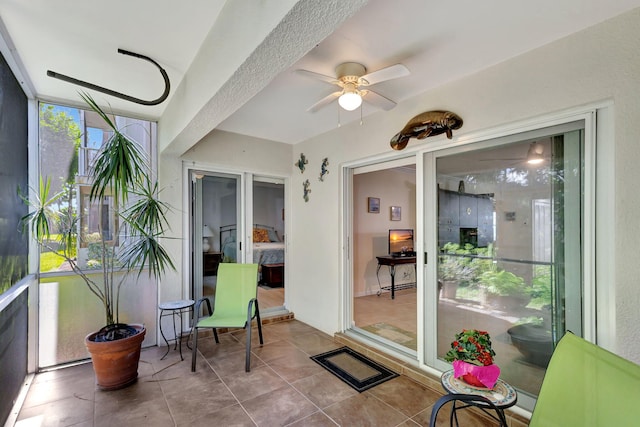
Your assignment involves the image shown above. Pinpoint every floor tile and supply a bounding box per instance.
[322,393,409,427]
[289,332,341,355]
[93,397,175,427]
[266,348,325,382]
[185,403,256,427]
[287,411,340,427]
[16,395,94,427]
[365,375,440,417]
[252,339,302,363]
[222,365,288,402]
[162,378,238,424]
[241,385,318,427]
[21,369,96,409]
[292,371,359,409]
[205,347,266,377]
[93,377,166,421]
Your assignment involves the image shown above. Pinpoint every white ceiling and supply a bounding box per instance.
[2,0,640,150]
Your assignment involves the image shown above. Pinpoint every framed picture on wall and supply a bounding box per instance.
[367,197,380,213]
[390,206,401,221]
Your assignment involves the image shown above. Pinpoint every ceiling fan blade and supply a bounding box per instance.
[307,91,341,113]
[363,90,396,111]
[358,64,409,86]
[295,69,339,85]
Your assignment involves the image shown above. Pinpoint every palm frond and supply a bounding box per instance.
[19,177,65,241]
[122,178,171,236]
[120,233,175,281]
[81,93,146,205]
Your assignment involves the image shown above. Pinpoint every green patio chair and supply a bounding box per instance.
[528,332,640,426]
[191,263,263,372]
[429,332,640,426]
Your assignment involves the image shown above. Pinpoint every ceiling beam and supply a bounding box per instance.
[158,0,369,156]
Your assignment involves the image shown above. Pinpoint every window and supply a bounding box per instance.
[38,103,154,272]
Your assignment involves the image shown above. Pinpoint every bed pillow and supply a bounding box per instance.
[253,228,270,243]
[267,228,280,242]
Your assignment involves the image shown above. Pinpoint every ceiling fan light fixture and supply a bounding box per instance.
[527,142,545,164]
[338,92,362,111]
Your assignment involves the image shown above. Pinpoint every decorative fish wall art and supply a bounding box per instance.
[390,110,463,150]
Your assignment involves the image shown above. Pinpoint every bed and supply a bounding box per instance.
[219,224,285,285]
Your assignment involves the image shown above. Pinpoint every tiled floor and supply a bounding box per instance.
[12,319,519,427]
[354,288,546,396]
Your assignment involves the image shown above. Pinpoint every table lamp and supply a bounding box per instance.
[202,225,213,252]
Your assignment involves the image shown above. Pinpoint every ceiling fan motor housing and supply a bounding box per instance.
[335,62,366,80]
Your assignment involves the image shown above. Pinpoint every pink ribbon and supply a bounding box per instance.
[452,360,501,389]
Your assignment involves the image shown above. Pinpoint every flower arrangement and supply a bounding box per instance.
[445,329,500,388]
[444,329,496,366]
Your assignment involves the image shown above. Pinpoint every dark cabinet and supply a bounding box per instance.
[438,189,494,248]
[203,252,222,276]
[438,225,460,248]
[458,195,478,227]
[477,197,494,247]
[262,263,284,287]
[438,191,459,225]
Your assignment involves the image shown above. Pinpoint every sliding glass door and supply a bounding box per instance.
[350,160,418,353]
[190,171,287,312]
[430,124,585,399]
[190,171,241,304]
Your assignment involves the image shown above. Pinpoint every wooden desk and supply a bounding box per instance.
[375,255,416,299]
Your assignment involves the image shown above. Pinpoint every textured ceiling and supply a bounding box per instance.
[1,0,640,153]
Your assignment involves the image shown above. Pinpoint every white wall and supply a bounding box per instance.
[287,8,640,363]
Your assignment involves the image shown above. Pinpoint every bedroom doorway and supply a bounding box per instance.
[252,177,285,311]
[190,170,286,313]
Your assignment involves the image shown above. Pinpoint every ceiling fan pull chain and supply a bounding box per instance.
[47,49,171,106]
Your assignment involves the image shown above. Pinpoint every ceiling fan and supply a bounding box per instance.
[295,62,410,112]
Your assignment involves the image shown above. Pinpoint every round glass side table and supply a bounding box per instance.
[158,299,195,360]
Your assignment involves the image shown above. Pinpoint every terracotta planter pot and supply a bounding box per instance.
[85,324,146,390]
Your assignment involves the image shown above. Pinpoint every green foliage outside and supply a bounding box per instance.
[439,242,553,308]
[38,105,81,273]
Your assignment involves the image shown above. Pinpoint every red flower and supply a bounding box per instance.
[444,329,497,366]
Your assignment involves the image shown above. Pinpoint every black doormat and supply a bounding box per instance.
[310,346,398,392]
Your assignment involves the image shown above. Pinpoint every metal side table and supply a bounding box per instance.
[440,369,517,426]
[158,299,195,360]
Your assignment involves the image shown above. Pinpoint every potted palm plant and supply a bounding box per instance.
[22,93,174,390]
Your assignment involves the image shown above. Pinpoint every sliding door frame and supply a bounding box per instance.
[340,102,615,411]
